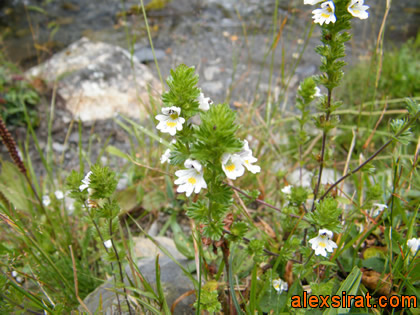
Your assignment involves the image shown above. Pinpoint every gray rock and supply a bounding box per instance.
[81,237,195,314]
[82,257,195,315]
[52,142,66,153]
[69,132,79,143]
[203,66,220,81]
[134,47,166,63]
[26,37,161,122]
[201,81,224,95]
[132,236,185,260]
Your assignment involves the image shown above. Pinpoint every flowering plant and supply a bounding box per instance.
[154,64,260,241]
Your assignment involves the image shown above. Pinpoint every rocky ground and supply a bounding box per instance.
[3,0,417,179]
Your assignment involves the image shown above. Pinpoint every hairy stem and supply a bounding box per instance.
[226,182,310,222]
[311,88,332,212]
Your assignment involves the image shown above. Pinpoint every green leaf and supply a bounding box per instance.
[0,161,31,211]
[155,256,171,314]
[362,257,386,273]
[173,230,195,259]
[323,267,362,315]
[106,145,131,161]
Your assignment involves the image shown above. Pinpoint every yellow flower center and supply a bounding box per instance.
[245,159,249,164]
[226,163,235,172]
[166,122,177,127]
[188,177,197,184]
[170,113,178,120]
[321,13,330,18]
[319,241,326,248]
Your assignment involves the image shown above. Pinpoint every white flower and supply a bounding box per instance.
[221,153,245,180]
[237,140,261,174]
[371,203,387,217]
[347,0,369,19]
[54,190,64,200]
[281,185,293,195]
[312,1,336,25]
[67,202,75,215]
[308,229,338,257]
[161,149,171,164]
[304,0,323,4]
[15,276,23,284]
[160,140,176,164]
[42,195,51,206]
[155,106,185,136]
[174,159,207,197]
[11,271,18,278]
[198,92,213,111]
[79,171,93,192]
[407,238,420,256]
[314,87,322,97]
[272,278,288,294]
[104,239,113,249]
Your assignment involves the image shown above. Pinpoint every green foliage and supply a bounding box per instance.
[391,118,412,145]
[2,2,420,314]
[314,8,351,91]
[226,222,248,242]
[337,39,419,104]
[161,64,200,119]
[191,103,243,163]
[246,239,266,263]
[277,237,301,264]
[65,170,84,198]
[0,57,40,127]
[239,189,260,206]
[365,183,382,202]
[306,198,342,233]
[290,186,308,206]
[194,282,222,314]
[89,164,118,199]
[186,200,208,221]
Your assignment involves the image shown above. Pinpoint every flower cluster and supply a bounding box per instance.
[305,0,369,25]
[174,159,207,197]
[272,278,288,294]
[221,140,260,180]
[309,229,338,257]
[155,83,260,197]
[79,171,104,208]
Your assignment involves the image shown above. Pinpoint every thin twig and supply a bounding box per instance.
[320,110,420,200]
[226,182,309,222]
[223,229,278,257]
[69,245,92,315]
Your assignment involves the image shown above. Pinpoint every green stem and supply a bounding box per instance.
[311,88,332,211]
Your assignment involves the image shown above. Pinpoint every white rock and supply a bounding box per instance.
[26,38,161,122]
[133,236,185,260]
[204,66,220,81]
